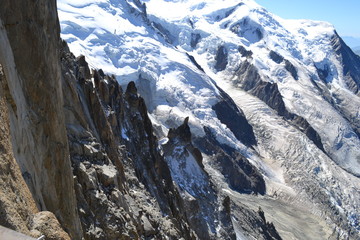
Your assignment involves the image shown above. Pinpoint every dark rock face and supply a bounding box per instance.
[269,51,298,80]
[133,0,147,15]
[234,61,325,153]
[246,81,288,117]
[231,203,283,240]
[166,117,203,169]
[291,116,325,152]
[236,62,288,117]
[195,127,266,195]
[284,59,298,80]
[215,46,228,71]
[213,87,257,147]
[76,55,91,80]
[191,33,201,48]
[164,118,236,240]
[239,45,253,58]
[186,53,205,72]
[319,34,360,141]
[315,63,330,83]
[269,51,284,64]
[167,117,192,144]
[331,32,360,94]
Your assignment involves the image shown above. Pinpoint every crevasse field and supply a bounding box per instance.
[58,0,360,238]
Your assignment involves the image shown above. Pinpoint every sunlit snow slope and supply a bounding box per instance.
[58,0,360,238]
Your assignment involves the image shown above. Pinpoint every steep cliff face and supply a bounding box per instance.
[0,71,38,236]
[163,117,235,239]
[1,76,69,239]
[331,32,360,95]
[0,0,82,238]
[60,42,196,239]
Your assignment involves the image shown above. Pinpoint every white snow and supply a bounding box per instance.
[166,147,208,197]
[158,137,169,145]
[58,0,360,236]
[121,127,129,141]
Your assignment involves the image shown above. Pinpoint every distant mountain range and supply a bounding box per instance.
[342,36,360,48]
[353,46,360,55]
[342,36,360,55]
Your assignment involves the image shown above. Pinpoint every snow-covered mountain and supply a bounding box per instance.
[58,0,360,238]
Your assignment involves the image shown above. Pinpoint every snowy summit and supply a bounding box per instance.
[58,0,360,238]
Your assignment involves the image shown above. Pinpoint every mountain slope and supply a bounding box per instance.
[1,1,279,239]
[41,0,360,238]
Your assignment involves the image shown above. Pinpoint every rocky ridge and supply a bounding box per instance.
[60,41,280,239]
[1,0,360,239]
[0,1,281,238]
[61,40,195,239]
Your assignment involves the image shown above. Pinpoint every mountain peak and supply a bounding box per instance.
[56,0,360,238]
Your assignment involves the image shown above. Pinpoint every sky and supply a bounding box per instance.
[255,0,360,40]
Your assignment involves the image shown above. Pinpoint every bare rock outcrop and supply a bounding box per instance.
[331,32,360,94]
[30,211,71,240]
[0,81,37,236]
[0,1,83,238]
[61,42,197,239]
[1,68,69,240]
[163,117,236,240]
[234,60,325,153]
[195,126,266,195]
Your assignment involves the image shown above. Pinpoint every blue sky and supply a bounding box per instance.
[255,0,360,38]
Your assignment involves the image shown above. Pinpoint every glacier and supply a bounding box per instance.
[58,0,360,238]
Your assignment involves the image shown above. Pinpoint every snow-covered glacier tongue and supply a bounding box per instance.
[58,0,360,238]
